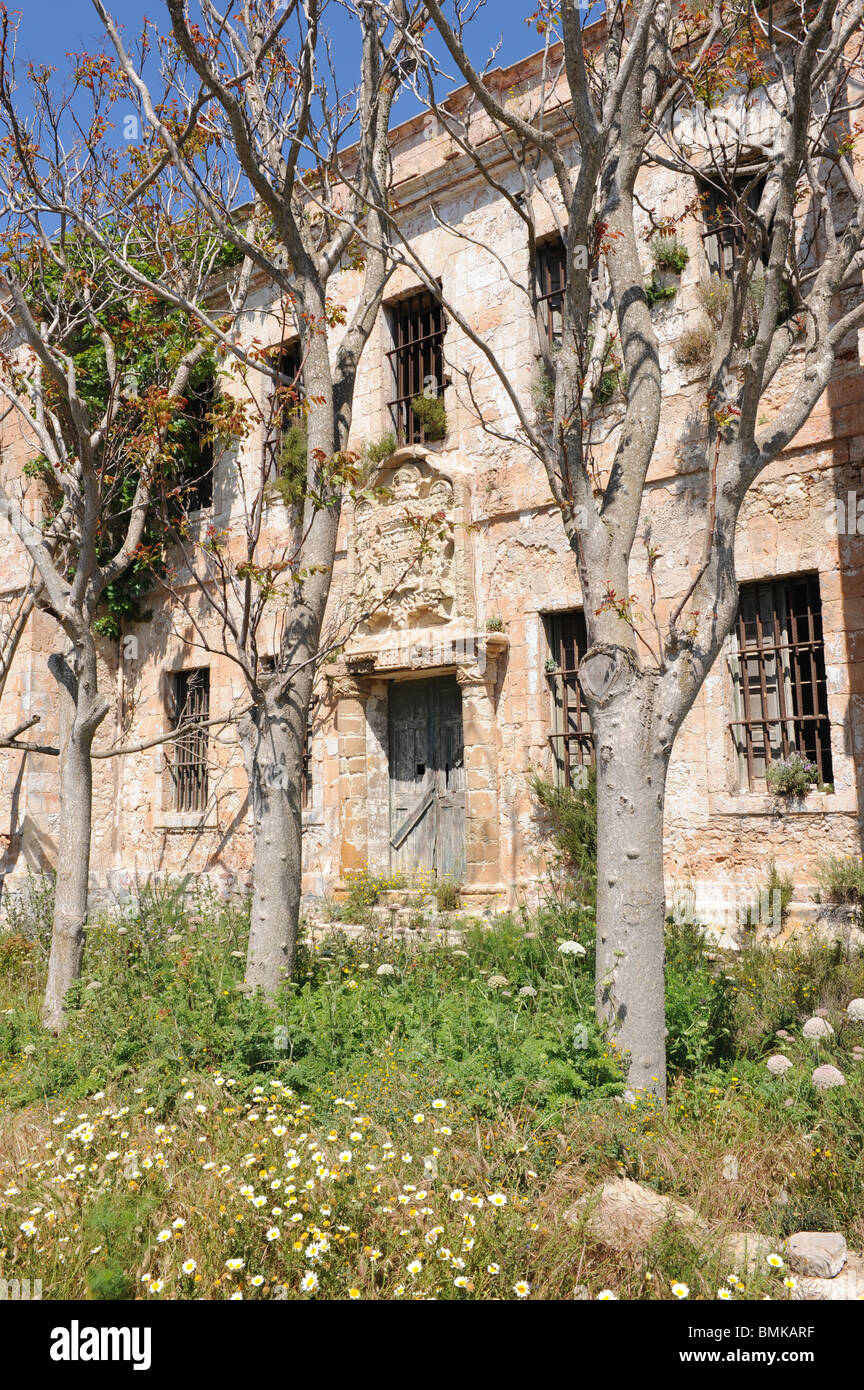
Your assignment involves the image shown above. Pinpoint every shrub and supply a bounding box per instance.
[362,431,397,468]
[815,855,864,905]
[531,770,597,906]
[270,423,307,509]
[1,869,55,950]
[663,919,737,1071]
[650,233,689,273]
[409,393,447,441]
[674,318,715,370]
[485,615,504,632]
[765,752,821,796]
[341,868,406,924]
[434,878,462,912]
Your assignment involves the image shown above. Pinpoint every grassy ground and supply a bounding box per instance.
[1,877,863,1301]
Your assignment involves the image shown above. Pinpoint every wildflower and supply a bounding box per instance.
[671,1283,689,1299]
[19,1221,37,1238]
[407,1259,423,1276]
[182,1260,197,1275]
[767,1254,784,1270]
[348,1287,361,1299]
[172,1218,186,1230]
[727,1274,743,1287]
[784,1276,798,1290]
[183,1090,195,1100]
[413,1114,425,1125]
[300,1271,319,1293]
[449,1189,464,1203]
[376,963,395,976]
[718,1288,732,1300]
[487,1193,507,1208]
[149,1280,164,1294]
[454,1276,469,1288]
[230,1291,243,1300]
[513,1281,531,1298]
[558,940,586,956]
[339,1151,352,1164]
[487,1264,500,1275]
[225,1258,245,1272]
[156,1229,172,1243]
[598,1290,617,1300]
[249,1276,265,1287]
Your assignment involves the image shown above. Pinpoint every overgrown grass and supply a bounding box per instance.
[2,879,864,1299]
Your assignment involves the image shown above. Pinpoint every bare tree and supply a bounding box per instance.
[0,12,240,1027]
[384,0,864,1096]
[93,0,419,992]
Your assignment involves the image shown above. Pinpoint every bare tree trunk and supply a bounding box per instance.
[589,672,670,1100]
[241,705,305,994]
[42,642,108,1032]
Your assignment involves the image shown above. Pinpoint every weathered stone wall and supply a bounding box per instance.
[1,41,862,921]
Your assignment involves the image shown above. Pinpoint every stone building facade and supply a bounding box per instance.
[1,40,863,926]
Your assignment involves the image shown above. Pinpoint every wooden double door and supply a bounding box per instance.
[389,676,465,879]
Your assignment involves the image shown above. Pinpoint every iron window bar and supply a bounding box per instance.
[386,290,446,446]
[727,574,833,790]
[544,609,594,787]
[169,668,210,813]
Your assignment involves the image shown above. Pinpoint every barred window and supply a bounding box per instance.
[169,668,210,813]
[728,575,833,791]
[701,170,769,279]
[386,290,446,446]
[544,609,593,786]
[179,369,215,511]
[537,237,567,347]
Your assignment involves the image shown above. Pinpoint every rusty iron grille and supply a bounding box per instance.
[258,656,313,810]
[386,291,445,445]
[544,610,594,786]
[701,172,768,279]
[179,369,215,511]
[728,574,833,791]
[537,237,567,347]
[170,668,210,813]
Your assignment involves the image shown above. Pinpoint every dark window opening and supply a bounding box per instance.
[537,237,567,347]
[179,370,215,511]
[386,290,446,446]
[169,667,210,813]
[701,170,770,279]
[544,609,593,786]
[271,338,305,490]
[729,574,833,791]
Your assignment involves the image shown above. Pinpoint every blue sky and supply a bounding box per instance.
[14,2,596,124]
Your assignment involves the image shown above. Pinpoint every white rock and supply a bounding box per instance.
[721,1154,739,1181]
[766,1054,793,1076]
[792,1253,864,1300]
[565,1177,703,1252]
[802,1017,835,1040]
[787,1232,847,1279]
[846,998,864,1021]
[812,1064,845,1090]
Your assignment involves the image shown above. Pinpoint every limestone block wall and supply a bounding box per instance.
[0,40,861,920]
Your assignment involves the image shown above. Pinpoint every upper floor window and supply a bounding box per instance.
[386,290,446,446]
[728,574,833,792]
[168,667,210,813]
[544,609,593,786]
[178,368,216,511]
[701,170,769,278]
[537,237,567,347]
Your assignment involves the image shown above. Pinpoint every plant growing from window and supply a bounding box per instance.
[650,233,690,274]
[486,615,504,632]
[410,393,447,441]
[765,752,822,796]
[645,277,679,308]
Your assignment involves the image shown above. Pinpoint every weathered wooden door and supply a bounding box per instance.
[389,677,465,879]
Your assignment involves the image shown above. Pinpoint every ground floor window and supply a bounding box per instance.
[543,609,593,786]
[169,667,210,813]
[728,573,833,791]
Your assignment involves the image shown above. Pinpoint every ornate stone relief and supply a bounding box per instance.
[346,451,475,644]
